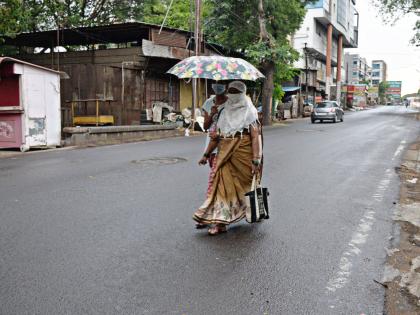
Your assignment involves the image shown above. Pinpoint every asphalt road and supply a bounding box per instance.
[1,106,419,315]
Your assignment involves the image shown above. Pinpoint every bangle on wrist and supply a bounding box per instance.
[252,159,260,166]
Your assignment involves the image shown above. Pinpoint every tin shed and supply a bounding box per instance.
[0,57,61,151]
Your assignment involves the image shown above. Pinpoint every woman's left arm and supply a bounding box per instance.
[250,125,261,174]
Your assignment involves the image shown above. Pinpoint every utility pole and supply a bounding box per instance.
[304,43,309,103]
[192,0,201,121]
[258,0,274,126]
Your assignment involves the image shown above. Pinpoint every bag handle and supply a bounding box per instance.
[251,174,257,191]
[253,169,262,188]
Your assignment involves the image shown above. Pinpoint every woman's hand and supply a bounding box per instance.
[209,130,219,140]
[210,105,218,116]
[251,159,261,174]
[198,156,208,165]
[251,163,261,175]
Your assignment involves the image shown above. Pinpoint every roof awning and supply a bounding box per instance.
[282,86,300,92]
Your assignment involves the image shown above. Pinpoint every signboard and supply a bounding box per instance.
[353,84,367,96]
[368,86,379,98]
[345,84,367,108]
[386,81,402,99]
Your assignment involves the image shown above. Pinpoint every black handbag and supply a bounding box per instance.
[245,174,269,223]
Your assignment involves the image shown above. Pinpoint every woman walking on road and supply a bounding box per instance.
[194,81,262,235]
[195,83,228,230]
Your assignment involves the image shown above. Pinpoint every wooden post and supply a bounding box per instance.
[192,0,201,122]
[96,100,99,126]
[71,102,75,126]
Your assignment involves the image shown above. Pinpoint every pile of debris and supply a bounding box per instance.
[383,136,420,314]
[143,102,205,132]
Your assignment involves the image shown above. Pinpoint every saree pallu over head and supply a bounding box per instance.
[217,81,259,138]
[193,134,254,225]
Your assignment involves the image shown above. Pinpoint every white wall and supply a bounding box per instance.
[20,65,61,147]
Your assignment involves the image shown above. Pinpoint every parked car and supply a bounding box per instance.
[311,101,344,123]
[303,102,314,117]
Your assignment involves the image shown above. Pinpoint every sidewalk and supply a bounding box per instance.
[383,134,420,314]
[0,146,76,159]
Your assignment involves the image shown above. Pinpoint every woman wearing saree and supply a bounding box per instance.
[194,81,262,235]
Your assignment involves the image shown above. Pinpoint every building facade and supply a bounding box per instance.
[344,53,372,85]
[291,0,359,103]
[371,60,387,85]
[4,23,229,127]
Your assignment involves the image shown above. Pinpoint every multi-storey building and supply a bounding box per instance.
[291,0,359,103]
[371,60,387,85]
[344,53,372,84]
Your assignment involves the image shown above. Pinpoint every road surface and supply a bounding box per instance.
[0,106,419,314]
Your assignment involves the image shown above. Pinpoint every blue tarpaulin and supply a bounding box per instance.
[282,86,300,92]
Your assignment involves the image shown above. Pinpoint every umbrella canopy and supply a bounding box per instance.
[167,56,265,81]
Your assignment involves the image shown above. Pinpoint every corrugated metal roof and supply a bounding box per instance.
[2,22,188,47]
[0,57,60,74]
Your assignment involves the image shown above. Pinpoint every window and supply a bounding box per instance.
[353,60,358,65]
[372,80,380,85]
[337,0,347,28]
[373,64,380,69]
[352,72,357,76]
[316,102,334,108]
[315,21,324,37]
[306,0,323,9]
[145,78,180,111]
[372,71,380,77]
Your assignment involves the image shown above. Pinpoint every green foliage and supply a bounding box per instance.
[379,81,390,95]
[0,0,28,41]
[360,79,371,86]
[378,81,390,102]
[374,0,420,45]
[0,0,212,34]
[140,0,211,31]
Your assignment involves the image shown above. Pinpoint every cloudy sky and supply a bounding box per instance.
[348,1,419,95]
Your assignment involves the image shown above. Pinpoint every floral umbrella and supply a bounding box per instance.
[167,56,265,81]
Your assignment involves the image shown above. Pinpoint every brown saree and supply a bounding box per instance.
[193,134,254,225]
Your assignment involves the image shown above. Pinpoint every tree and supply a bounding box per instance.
[206,0,313,125]
[374,0,420,45]
[140,0,211,31]
[378,81,390,103]
[360,79,371,86]
[0,0,29,41]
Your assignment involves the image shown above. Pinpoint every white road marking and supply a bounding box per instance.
[326,169,393,293]
[392,140,406,160]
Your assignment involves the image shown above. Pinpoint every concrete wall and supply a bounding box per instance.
[62,125,183,147]
[180,80,193,111]
[179,79,208,112]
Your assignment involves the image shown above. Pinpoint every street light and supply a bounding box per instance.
[304,43,309,103]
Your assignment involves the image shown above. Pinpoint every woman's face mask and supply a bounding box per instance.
[227,93,245,104]
[212,84,226,95]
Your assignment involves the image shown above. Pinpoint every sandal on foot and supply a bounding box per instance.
[208,225,227,235]
[196,223,209,229]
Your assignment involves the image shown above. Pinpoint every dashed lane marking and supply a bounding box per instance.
[326,169,393,293]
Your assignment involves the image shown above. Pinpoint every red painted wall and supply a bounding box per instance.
[0,114,22,148]
[0,62,20,106]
